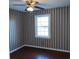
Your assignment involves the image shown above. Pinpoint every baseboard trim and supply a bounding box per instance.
[23,44,70,53]
[10,45,24,53]
[10,44,70,53]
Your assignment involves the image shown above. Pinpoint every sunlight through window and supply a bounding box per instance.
[35,14,50,38]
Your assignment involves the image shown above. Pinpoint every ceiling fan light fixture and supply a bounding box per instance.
[27,7,33,11]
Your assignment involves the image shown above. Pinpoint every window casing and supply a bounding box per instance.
[35,14,51,38]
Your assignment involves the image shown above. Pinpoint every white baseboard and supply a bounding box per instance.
[23,44,70,53]
[10,44,70,53]
[10,45,24,53]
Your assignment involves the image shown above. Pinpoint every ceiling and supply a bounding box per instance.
[9,0,70,12]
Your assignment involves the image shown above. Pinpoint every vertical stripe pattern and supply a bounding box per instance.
[9,9,24,51]
[24,7,70,51]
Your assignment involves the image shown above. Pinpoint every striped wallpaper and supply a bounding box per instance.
[9,9,24,51]
[24,7,70,51]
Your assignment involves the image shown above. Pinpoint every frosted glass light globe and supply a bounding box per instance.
[27,7,33,11]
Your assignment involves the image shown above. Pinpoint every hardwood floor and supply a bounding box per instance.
[10,47,70,59]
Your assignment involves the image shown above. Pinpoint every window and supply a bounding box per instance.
[35,14,50,38]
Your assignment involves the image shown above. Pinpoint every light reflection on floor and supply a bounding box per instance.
[36,54,51,59]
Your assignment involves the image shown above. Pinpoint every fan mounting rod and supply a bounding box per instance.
[25,0,39,7]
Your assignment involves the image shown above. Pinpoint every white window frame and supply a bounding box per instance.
[35,14,51,38]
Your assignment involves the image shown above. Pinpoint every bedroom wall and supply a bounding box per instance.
[9,9,24,51]
[23,7,70,51]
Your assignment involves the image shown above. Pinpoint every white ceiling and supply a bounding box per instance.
[9,0,70,12]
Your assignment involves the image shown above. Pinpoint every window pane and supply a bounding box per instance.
[37,27,41,31]
[44,32,48,36]
[37,27,48,32]
[35,14,50,38]
[37,22,48,26]
[36,31,49,37]
[44,27,48,32]
[37,17,48,26]
[37,32,45,36]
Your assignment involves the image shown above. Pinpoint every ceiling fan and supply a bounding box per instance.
[12,0,45,11]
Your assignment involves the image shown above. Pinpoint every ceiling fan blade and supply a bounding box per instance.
[25,8,27,11]
[34,6,45,10]
[12,4,25,6]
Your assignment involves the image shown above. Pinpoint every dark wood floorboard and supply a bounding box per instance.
[10,47,70,59]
